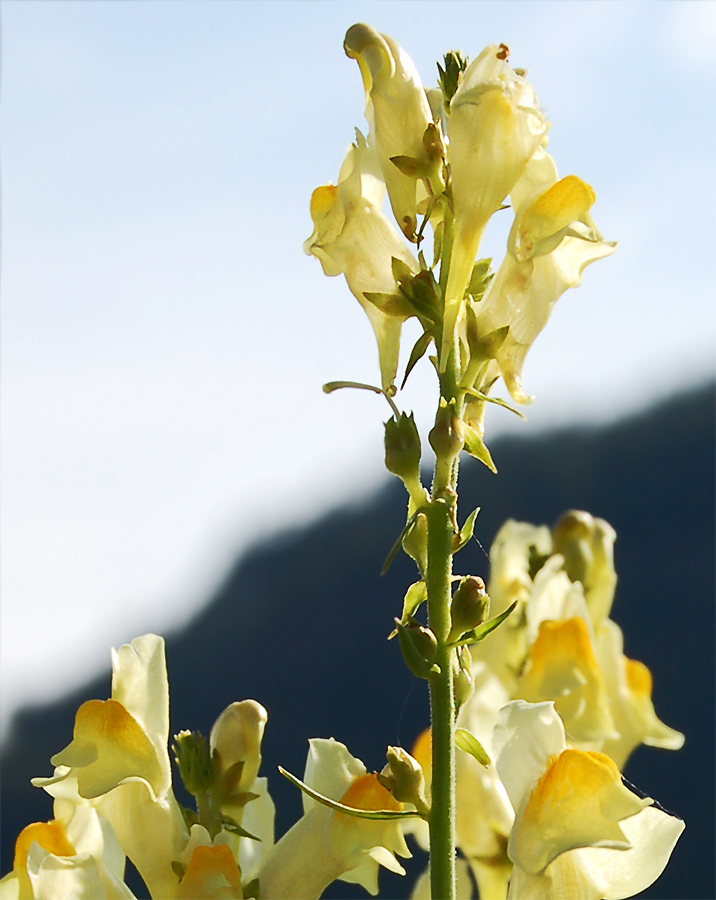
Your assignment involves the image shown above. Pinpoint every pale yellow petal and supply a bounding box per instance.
[509,749,649,874]
[518,617,616,743]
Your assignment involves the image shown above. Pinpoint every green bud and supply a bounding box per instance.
[396,619,439,680]
[173,730,214,797]
[378,746,429,812]
[428,398,464,460]
[437,50,469,110]
[452,645,475,711]
[449,576,490,643]
[384,413,421,481]
[422,122,445,163]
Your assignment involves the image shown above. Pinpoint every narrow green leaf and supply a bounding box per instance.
[219,814,261,841]
[463,388,526,419]
[432,220,444,269]
[453,507,480,552]
[389,582,428,637]
[279,767,427,820]
[412,270,440,310]
[382,509,425,575]
[481,325,510,356]
[463,427,498,474]
[455,728,491,767]
[437,50,469,109]
[458,600,518,647]
[401,332,434,389]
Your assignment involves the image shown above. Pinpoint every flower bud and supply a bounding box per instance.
[173,730,214,796]
[384,412,421,481]
[396,620,438,679]
[428,399,464,460]
[210,700,267,794]
[449,576,490,642]
[378,746,429,812]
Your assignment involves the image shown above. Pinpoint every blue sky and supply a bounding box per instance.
[2,0,714,733]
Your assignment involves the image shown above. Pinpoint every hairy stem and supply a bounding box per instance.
[427,420,458,898]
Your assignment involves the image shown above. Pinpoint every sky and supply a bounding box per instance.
[1,0,714,737]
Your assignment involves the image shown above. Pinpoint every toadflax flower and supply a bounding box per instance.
[442,43,548,368]
[474,147,616,403]
[343,23,441,242]
[470,514,683,764]
[208,700,275,882]
[304,132,418,390]
[28,635,277,899]
[33,634,189,899]
[493,700,684,900]
[259,738,411,899]
[0,807,134,900]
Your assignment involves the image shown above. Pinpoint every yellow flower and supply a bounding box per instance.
[209,701,275,881]
[34,635,189,899]
[344,24,439,241]
[176,829,242,900]
[304,133,418,389]
[259,738,410,899]
[518,613,617,744]
[470,519,552,694]
[0,810,134,900]
[474,148,616,403]
[594,620,684,769]
[494,700,684,900]
[471,516,682,763]
[442,44,547,368]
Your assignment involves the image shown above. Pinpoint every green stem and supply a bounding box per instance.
[427,486,456,900]
[427,191,462,900]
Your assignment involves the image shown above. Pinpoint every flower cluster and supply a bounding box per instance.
[305,23,616,429]
[410,511,684,899]
[1,511,684,900]
[0,635,412,900]
[2,23,687,900]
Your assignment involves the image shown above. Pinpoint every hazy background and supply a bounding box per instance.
[2,0,714,736]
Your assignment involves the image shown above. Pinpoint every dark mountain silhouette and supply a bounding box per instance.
[2,382,714,899]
